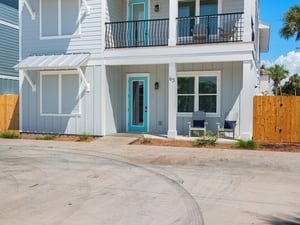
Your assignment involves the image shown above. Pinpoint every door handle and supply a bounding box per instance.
[145,106,148,113]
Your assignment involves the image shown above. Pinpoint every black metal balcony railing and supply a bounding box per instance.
[105,12,244,49]
[177,12,244,45]
[105,18,169,49]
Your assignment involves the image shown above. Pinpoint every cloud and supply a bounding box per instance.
[262,51,300,76]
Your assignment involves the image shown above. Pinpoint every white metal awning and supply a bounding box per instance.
[15,53,90,71]
[15,53,91,92]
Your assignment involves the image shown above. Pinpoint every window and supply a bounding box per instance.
[177,71,220,116]
[40,71,80,116]
[40,0,80,38]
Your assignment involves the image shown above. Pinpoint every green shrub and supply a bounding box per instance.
[35,134,56,140]
[235,139,259,150]
[140,137,152,144]
[0,132,19,139]
[193,131,218,146]
[78,134,91,141]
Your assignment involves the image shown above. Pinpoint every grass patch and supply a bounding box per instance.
[193,131,218,146]
[78,134,91,142]
[0,132,19,139]
[235,139,259,150]
[35,134,56,140]
[140,137,152,144]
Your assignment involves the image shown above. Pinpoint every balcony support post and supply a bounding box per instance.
[243,0,252,41]
[168,0,178,46]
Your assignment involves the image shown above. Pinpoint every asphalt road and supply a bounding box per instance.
[0,137,299,225]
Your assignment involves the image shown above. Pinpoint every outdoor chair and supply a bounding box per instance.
[191,23,208,42]
[218,19,238,41]
[188,111,208,137]
[216,111,238,139]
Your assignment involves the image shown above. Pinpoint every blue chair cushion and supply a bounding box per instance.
[193,120,205,128]
[224,120,236,129]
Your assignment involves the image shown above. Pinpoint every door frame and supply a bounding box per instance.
[126,73,150,132]
[128,0,149,46]
[127,0,149,21]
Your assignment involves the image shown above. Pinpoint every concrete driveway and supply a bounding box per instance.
[0,137,300,225]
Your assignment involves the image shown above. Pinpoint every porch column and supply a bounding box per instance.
[168,63,177,139]
[239,60,254,140]
[243,0,252,42]
[168,0,178,46]
[100,65,107,136]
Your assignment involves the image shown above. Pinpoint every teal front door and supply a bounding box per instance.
[128,76,148,132]
[128,0,148,46]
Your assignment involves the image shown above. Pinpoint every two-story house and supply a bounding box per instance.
[0,0,19,94]
[15,0,269,139]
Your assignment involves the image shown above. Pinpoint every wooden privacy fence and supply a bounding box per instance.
[253,96,300,143]
[0,95,19,133]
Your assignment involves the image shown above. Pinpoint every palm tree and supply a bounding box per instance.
[280,5,300,41]
[268,64,289,96]
[288,73,300,96]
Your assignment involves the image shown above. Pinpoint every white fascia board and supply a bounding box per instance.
[0,75,19,80]
[0,20,19,29]
[104,42,255,65]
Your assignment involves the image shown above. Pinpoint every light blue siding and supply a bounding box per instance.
[0,78,18,94]
[0,2,18,24]
[0,25,18,76]
[0,0,19,94]
[21,66,103,135]
[21,0,102,58]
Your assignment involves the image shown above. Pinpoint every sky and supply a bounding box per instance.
[260,0,300,75]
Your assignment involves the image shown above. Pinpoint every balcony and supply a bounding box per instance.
[105,12,244,49]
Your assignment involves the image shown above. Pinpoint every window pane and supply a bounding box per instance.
[178,96,194,112]
[41,0,58,36]
[61,74,79,114]
[61,0,79,35]
[199,95,216,113]
[178,77,194,94]
[199,76,217,94]
[42,75,59,114]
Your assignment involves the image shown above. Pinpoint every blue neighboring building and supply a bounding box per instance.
[0,0,18,94]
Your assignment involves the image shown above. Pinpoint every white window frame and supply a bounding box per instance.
[39,0,81,39]
[40,70,81,117]
[177,71,221,117]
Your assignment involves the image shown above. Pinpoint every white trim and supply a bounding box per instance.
[23,0,36,20]
[40,0,81,39]
[177,71,221,117]
[0,75,19,80]
[0,20,19,30]
[40,71,81,117]
[77,68,90,92]
[126,73,150,133]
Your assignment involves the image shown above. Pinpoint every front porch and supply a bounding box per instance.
[105,61,256,140]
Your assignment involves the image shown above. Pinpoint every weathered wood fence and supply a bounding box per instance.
[0,95,19,133]
[253,96,300,143]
